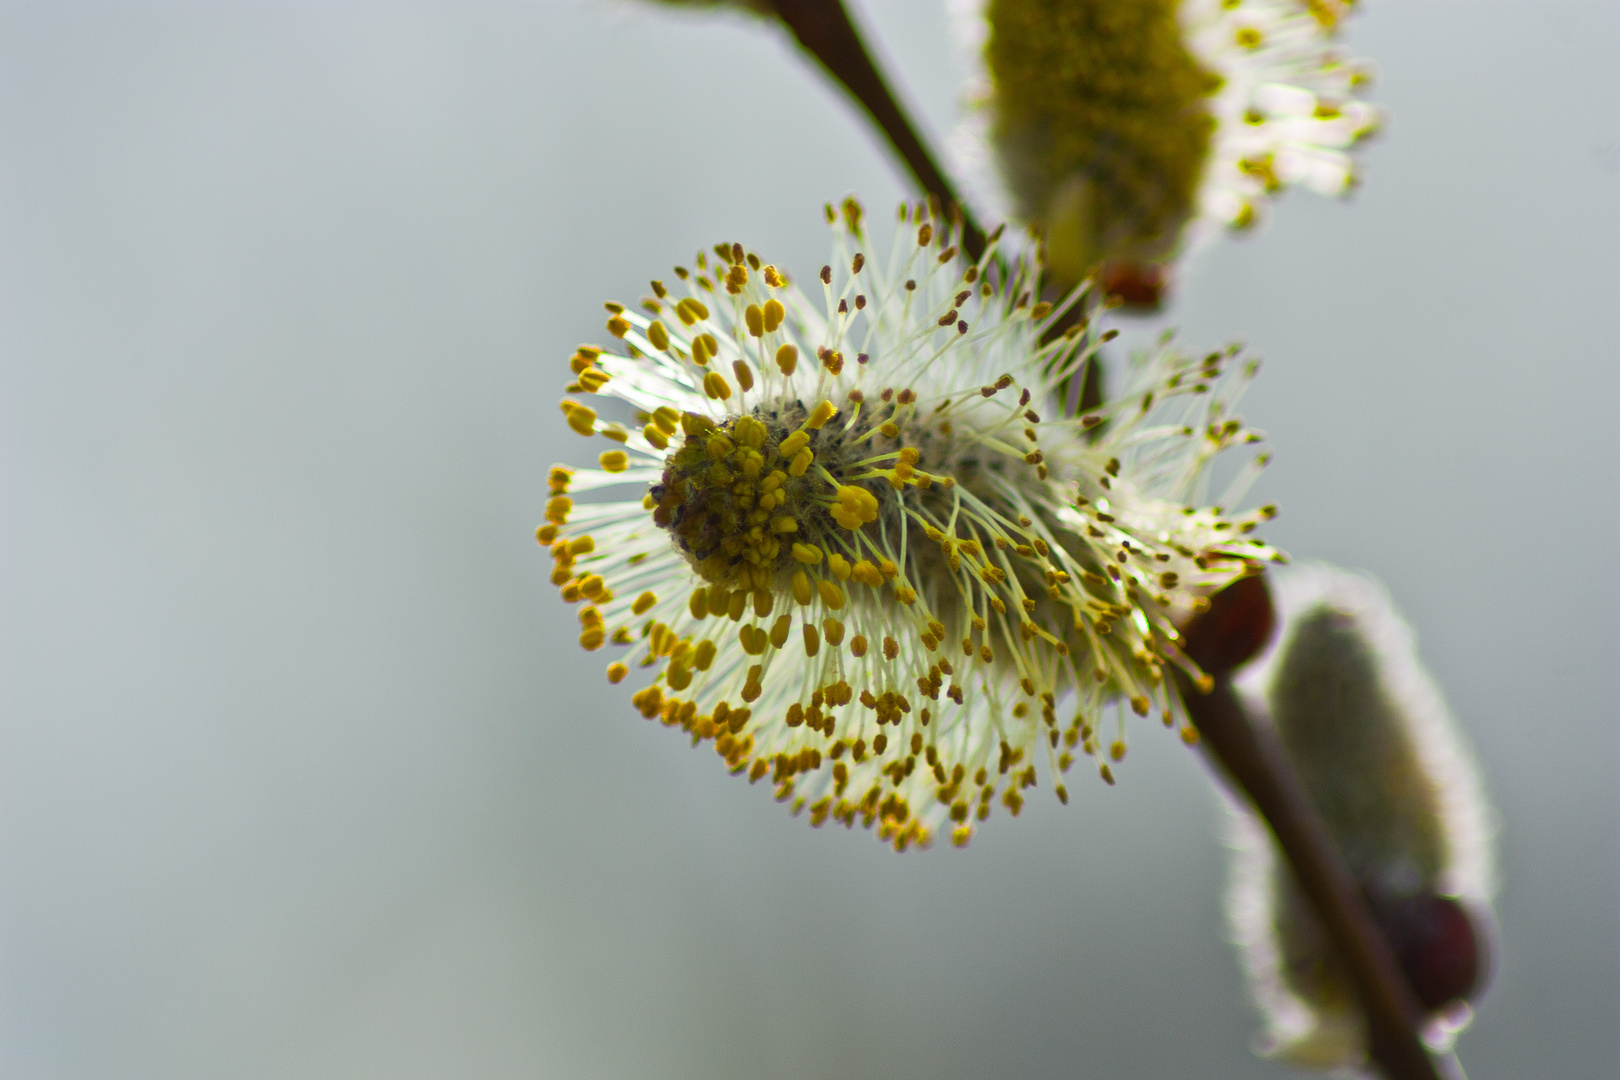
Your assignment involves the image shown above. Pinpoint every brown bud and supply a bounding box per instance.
[1180,573,1275,676]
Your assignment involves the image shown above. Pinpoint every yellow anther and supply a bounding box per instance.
[702,371,732,400]
[763,298,785,332]
[606,315,630,338]
[706,586,731,618]
[791,571,813,606]
[895,585,917,605]
[646,320,670,350]
[733,415,766,450]
[579,626,605,650]
[727,590,747,621]
[775,343,798,375]
[689,334,710,365]
[850,634,869,657]
[833,485,879,529]
[643,424,669,449]
[693,639,717,671]
[771,516,798,533]
[822,618,846,647]
[803,623,821,657]
[779,430,809,457]
[579,575,606,600]
[648,407,678,435]
[791,543,824,565]
[742,665,763,702]
[599,450,629,473]
[565,404,596,436]
[567,536,594,555]
[545,496,572,524]
[689,588,708,619]
[667,663,693,691]
[807,400,837,429]
[763,265,784,287]
[760,470,786,493]
[788,447,814,476]
[827,553,852,581]
[770,614,792,648]
[705,435,733,460]
[882,636,899,660]
[535,524,557,545]
[851,560,882,587]
[732,360,755,392]
[632,591,657,616]
[817,579,846,610]
[606,662,628,684]
[879,421,899,438]
[675,297,709,326]
[744,304,765,337]
[578,369,610,392]
[547,466,573,494]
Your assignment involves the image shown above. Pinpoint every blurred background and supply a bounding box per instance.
[0,1,1614,1077]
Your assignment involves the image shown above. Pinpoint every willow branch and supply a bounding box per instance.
[1178,578,1442,1080]
[744,12,1423,1072]
[768,0,987,261]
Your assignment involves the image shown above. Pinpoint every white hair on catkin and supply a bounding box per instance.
[1222,562,1495,1069]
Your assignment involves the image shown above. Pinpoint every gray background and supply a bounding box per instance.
[0,1,1614,1077]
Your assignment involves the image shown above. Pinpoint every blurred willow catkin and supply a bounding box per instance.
[956,0,1380,307]
[1228,564,1494,1070]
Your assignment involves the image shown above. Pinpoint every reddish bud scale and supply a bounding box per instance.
[1100,262,1169,312]
[1365,887,1491,1013]
[1180,572,1275,676]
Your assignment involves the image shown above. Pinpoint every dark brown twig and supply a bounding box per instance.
[768,0,987,261]
[1179,577,1442,1080]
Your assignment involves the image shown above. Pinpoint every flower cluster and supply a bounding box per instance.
[541,199,1281,850]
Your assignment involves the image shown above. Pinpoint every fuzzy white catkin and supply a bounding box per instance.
[1226,564,1495,1071]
